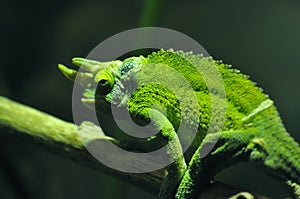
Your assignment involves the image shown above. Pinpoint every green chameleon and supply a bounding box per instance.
[58,49,300,199]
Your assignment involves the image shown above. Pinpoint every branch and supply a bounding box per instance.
[0,96,269,198]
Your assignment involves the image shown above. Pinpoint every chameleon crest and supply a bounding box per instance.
[59,49,300,199]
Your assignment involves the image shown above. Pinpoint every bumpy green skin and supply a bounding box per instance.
[59,49,300,199]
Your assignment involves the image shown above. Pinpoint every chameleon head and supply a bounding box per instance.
[58,56,145,111]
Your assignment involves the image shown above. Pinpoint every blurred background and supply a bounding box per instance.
[0,0,300,198]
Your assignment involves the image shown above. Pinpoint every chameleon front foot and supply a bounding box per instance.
[175,129,257,199]
[287,180,300,199]
[158,159,187,199]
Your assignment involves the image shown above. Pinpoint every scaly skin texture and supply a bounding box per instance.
[59,49,300,199]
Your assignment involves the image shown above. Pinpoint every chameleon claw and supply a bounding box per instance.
[78,121,120,145]
[72,57,112,74]
[229,192,254,199]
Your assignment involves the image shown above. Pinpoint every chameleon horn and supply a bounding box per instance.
[58,64,94,88]
[72,57,112,74]
[58,64,77,81]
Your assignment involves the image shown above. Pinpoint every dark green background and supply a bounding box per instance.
[0,0,299,198]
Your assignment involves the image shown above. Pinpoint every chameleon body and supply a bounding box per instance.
[59,49,300,198]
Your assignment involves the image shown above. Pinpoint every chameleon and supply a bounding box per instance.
[58,49,300,199]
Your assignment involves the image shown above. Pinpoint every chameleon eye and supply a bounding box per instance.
[98,79,111,94]
[95,70,114,95]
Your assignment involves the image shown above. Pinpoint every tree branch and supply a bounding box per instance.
[0,95,269,198]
